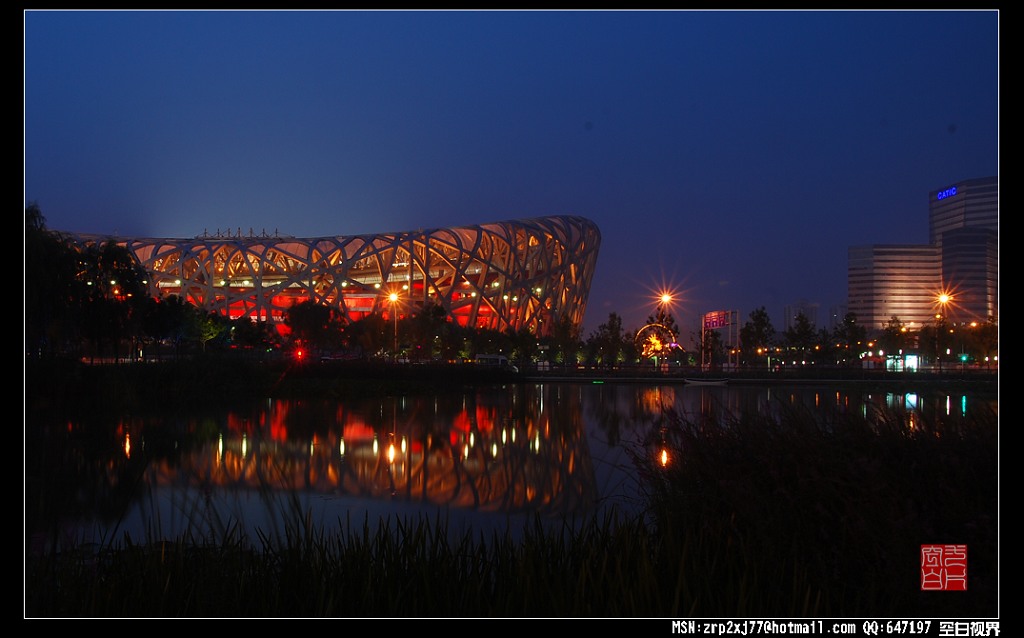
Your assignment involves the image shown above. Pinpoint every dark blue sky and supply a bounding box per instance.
[24,9,999,340]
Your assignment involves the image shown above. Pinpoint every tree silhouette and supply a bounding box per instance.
[740,306,776,367]
[876,315,909,364]
[782,311,817,362]
[585,312,628,366]
[285,300,346,355]
[25,203,79,359]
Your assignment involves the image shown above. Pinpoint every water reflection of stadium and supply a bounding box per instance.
[141,388,600,519]
[125,381,994,529]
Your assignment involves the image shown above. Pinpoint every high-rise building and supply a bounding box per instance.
[929,176,999,323]
[929,176,998,248]
[848,176,997,332]
[940,226,998,323]
[826,303,849,331]
[783,300,819,331]
[847,244,941,331]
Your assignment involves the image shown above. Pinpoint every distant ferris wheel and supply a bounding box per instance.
[634,323,677,359]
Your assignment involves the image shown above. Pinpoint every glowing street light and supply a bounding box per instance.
[388,291,400,357]
[934,293,954,373]
[654,291,678,320]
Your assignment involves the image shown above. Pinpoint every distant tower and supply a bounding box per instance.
[827,303,848,331]
[783,300,819,330]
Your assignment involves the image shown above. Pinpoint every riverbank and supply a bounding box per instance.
[528,370,999,389]
[25,355,998,417]
[525,362,999,386]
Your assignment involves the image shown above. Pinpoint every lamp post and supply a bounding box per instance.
[935,293,952,373]
[962,321,977,373]
[389,291,399,358]
[757,347,770,371]
[655,291,676,370]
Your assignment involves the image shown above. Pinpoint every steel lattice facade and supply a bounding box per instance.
[63,215,601,336]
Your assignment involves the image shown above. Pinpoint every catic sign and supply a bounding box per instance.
[703,311,733,329]
[936,186,958,200]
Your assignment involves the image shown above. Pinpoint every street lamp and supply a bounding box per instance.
[935,293,953,373]
[388,291,400,358]
[757,347,771,371]
[653,290,679,369]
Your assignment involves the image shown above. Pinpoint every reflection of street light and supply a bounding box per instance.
[389,291,399,357]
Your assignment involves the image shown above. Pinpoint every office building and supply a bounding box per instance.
[847,245,941,331]
[848,176,997,332]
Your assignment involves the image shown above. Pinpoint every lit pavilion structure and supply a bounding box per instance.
[61,215,601,337]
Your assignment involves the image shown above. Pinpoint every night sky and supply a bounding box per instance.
[24,9,999,340]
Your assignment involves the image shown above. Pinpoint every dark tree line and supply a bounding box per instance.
[26,204,242,362]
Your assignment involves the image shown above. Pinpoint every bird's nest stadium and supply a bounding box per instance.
[62,215,601,337]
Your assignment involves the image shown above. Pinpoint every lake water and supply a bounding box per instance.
[27,380,998,552]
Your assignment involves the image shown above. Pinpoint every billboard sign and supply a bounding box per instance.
[703,310,732,329]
